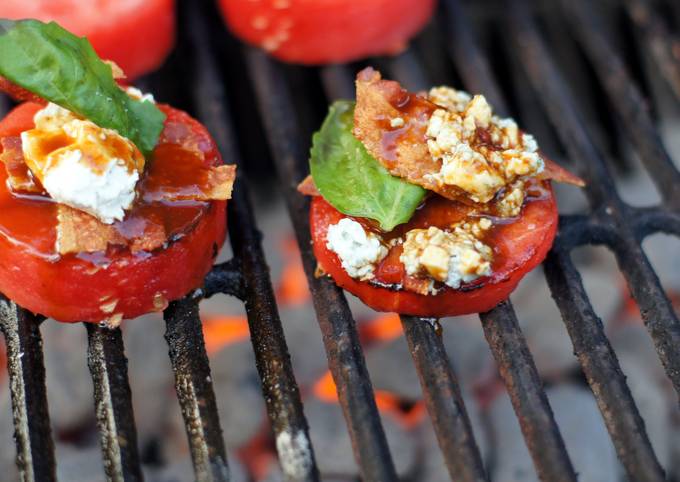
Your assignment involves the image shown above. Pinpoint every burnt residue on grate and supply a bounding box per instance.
[184,4,318,480]
[0,0,679,481]
[246,49,400,481]
[85,324,142,482]
[0,299,55,482]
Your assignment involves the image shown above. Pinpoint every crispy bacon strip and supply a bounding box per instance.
[126,214,168,254]
[0,137,43,193]
[298,165,584,200]
[54,160,234,255]
[202,165,236,200]
[538,159,585,187]
[0,77,46,105]
[54,164,234,255]
[56,206,168,256]
[353,68,474,203]
[403,275,432,296]
[144,164,237,202]
[104,60,126,80]
[353,68,586,200]
[297,175,321,196]
[56,206,126,255]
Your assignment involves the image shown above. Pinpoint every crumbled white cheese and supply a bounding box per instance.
[42,150,139,224]
[426,109,463,156]
[400,222,493,290]
[496,181,525,217]
[437,142,506,201]
[21,103,144,224]
[429,86,472,112]
[463,95,492,131]
[32,102,73,128]
[425,87,544,204]
[326,218,387,280]
[495,118,520,148]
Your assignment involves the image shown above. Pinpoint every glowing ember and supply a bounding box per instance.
[276,237,311,307]
[201,315,250,355]
[237,426,278,481]
[312,371,339,403]
[359,313,403,344]
[610,283,680,329]
[312,370,426,428]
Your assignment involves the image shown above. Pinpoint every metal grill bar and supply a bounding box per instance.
[670,0,680,32]
[508,0,680,397]
[319,62,490,482]
[204,258,245,300]
[164,298,229,482]
[543,248,665,481]
[433,3,581,479]
[563,0,680,208]
[245,48,399,481]
[479,303,577,482]
[390,53,500,478]
[187,5,319,479]
[401,317,488,482]
[633,205,680,239]
[442,0,508,112]
[85,324,142,482]
[0,298,55,482]
[383,51,430,91]
[319,66,355,101]
[506,0,676,479]
[624,0,680,101]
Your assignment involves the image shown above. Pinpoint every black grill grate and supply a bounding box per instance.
[0,0,679,481]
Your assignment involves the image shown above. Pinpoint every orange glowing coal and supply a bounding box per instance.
[237,425,278,481]
[309,314,428,426]
[313,370,426,429]
[610,282,680,329]
[201,315,250,355]
[275,236,311,307]
[359,313,403,345]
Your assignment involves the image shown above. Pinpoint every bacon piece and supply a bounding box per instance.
[0,136,43,193]
[353,67,472,203]
[537,159,585,187]
[297,175,321,196]
[403,275,432,296]
[0,77,46,105]
[353,68,586,201]
[203,165,236,200]
[144,164,236,202]
[125,213,168,254]
[56,206,168,256]
[104,60,126,80]
[129,226,166,253]
[56,206,126,255]
[53,163,233,255]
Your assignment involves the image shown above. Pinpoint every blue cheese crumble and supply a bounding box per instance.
[326,218,388,280]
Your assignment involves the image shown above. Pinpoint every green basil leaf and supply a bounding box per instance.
[0,19,165,156]
[310,100,426,231]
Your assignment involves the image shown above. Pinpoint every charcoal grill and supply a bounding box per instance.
[0,0,679,480]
